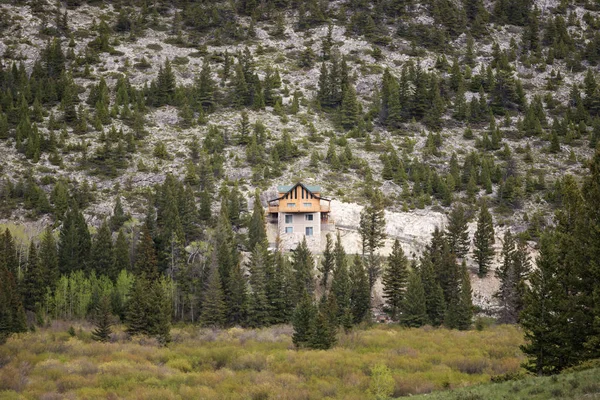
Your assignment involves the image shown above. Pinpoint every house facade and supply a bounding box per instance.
[268,183,332,251]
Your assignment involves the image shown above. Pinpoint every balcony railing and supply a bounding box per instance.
[268,203,330,213]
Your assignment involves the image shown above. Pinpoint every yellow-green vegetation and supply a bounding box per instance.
[411,365,600,399]
[0,323,524,399]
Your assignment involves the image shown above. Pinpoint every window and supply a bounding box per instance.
[303,203,312,208]
[287,202,296,208]
[285,215,293,224]
[305,214,314,221]
[305,227,313,236]
[285,227,293,234]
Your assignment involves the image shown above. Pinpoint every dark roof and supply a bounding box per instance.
[269,183,330,203]
[277,184,321,193]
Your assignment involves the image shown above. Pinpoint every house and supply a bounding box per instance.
[267,183,332,250]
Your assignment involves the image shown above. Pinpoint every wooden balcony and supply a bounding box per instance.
[268,202,330,214]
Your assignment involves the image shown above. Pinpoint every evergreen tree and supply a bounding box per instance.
[520,233,566,375]
[382,239,409,321]
[419,257,446,326]
[91,219,114,277]
[308,306,337,350]
[0,261,27,343]
[110,196,129,231]
[400,270,428,327]
[200,266,226,327]
[292,237,315,302]
[226,259,248,326]
[238,110,250,145]
[473,201,495,276]
[495,230,531,324]
[331,232,351,321]
[149,277,172,345]
[135,227,158,278]
[319,233,335,288]
[248,192,267,251]
[196,57,217,112]
[292,292,316,348]
[39,226,59,286]
[349,255,370,324]
[454,261,473,330]
[340,84,360,130]
[246,242,271,327]
[154,59,176,106]
[446,204,470,258]
[270,250,295,324]
[22,240,46,313]
[91,295,113,342]
[58,205,91,274]
[113,229,130,275]
[358,190,387,290]
[125,275,151,336]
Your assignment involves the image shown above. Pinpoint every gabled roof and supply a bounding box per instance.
[277,184,321,193]
[269,183,329,203]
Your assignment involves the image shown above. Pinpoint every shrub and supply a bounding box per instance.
[166,358,193,373]
[448,357,489,375]
[369,364,394,400]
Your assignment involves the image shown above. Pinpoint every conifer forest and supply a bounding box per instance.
[1,0,600,398]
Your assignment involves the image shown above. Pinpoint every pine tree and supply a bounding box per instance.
[292,237,315,302]
[91,219,114,277]
[382,239,409,321]
[270,250,295,324]
[520,233,566,375]
[446,204,470,258]
[292,292,316,348]
[110,196,129,231]
[200,266,227,327]
[496,230,517,323]
[135,227,158,278]
[58,205,91,274]
[331,232,351,321]
[113,229,130,276]
[247,242,271,328]
[248,192,267,251]
[340,84,360,130]
[125,275,151,336]
[349,255,370,324]
[149,278,171,345]
[495,230,530,324]
[419,257,446,326]
[319,233,335,289]
[196,57,217,112]
[400,270,428,327]
[454,261,473,330]
[0,262,27,343]
[39,226,59,286]
[238,111,250,145]
[22,240,46,313]
[155,59,176,106]
[308,306,337,350]
[358,190,387,290]
[473,201,495,276]
[91,295,113,342]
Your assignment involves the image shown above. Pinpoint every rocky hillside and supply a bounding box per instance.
[0,0,599,313]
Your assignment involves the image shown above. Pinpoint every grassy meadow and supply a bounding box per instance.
[0,322,526,399]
